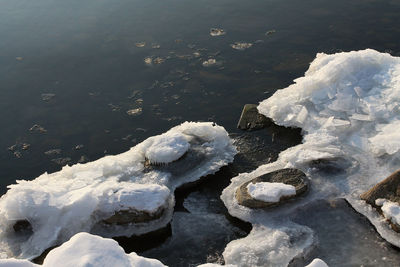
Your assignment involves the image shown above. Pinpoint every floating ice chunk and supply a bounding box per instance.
[135,42,146,47]
[305,258,329,267]
[230,42,252,50]
[126,108,143,116]
[246,182,296,203]
[143,132,189,164]
[210,28,226,36]
[375,199,400,226]
[202,58,217,67]
[41,93,55,102]
[0,122,236,259]
[144,57,153,65]
[153,57,165,64]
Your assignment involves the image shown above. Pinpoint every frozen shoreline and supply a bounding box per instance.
[221,49,400,266]
[0,122,236,261]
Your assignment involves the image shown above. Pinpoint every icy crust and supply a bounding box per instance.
[223,224,314,267]
[221,49,400,266]
[99,184,171,214]
[0,233,166,267]
[0,122,236,259]
[246,182,296,203]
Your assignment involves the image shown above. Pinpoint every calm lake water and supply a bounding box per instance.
[1,0,400,265]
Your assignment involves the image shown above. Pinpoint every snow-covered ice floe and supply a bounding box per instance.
[221,49,400,266]
[0,232,166,267]
[0,122,236,259]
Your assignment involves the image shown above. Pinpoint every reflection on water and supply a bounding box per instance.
[1,0,400,264]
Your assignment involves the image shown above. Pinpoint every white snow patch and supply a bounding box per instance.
[0,122,236,260]
[305,258,329,267]
[376,199,400,226]
[246,182,296,203]
[143,132,189,164]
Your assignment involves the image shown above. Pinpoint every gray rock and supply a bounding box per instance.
[237,104,270,130]
[103,206,165,225]
[236,168,308,208]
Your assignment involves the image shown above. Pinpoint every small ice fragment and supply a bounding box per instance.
[144,57,152,65]
[305,258,329,267]
[246,182,296,203]
[126,108,143,116]
[151,43,160,49]
[41,93,56,101]
[44,149,61,156]
[108,103,120,112]
[21,143,30,150]
[210,28,226,36]
[13,151,22,158]
[265,29,276,35]
[29,124,47,133]
[51,157,71,166]
[74,144,84,150]
[78,155,89,163]
[230,42,253,50]
[153,57,165,64]
[202,58,217,67]
[135,42,146,47]
[350,113,371,121]
[296,106,308,124]
[354,86,364,97]
[15,57,24,61]
[193,52,201,58]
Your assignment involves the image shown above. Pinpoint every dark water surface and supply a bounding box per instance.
[1,0,400,265]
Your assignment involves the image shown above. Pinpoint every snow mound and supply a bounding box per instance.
[305,258,329,267]
[246,182,296,203]
[0,122,236,260]
[0,233,166,267]
[376,199,400,226]
[43,233,166,267]
[221,49,400,265]
[143,133,189,164]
